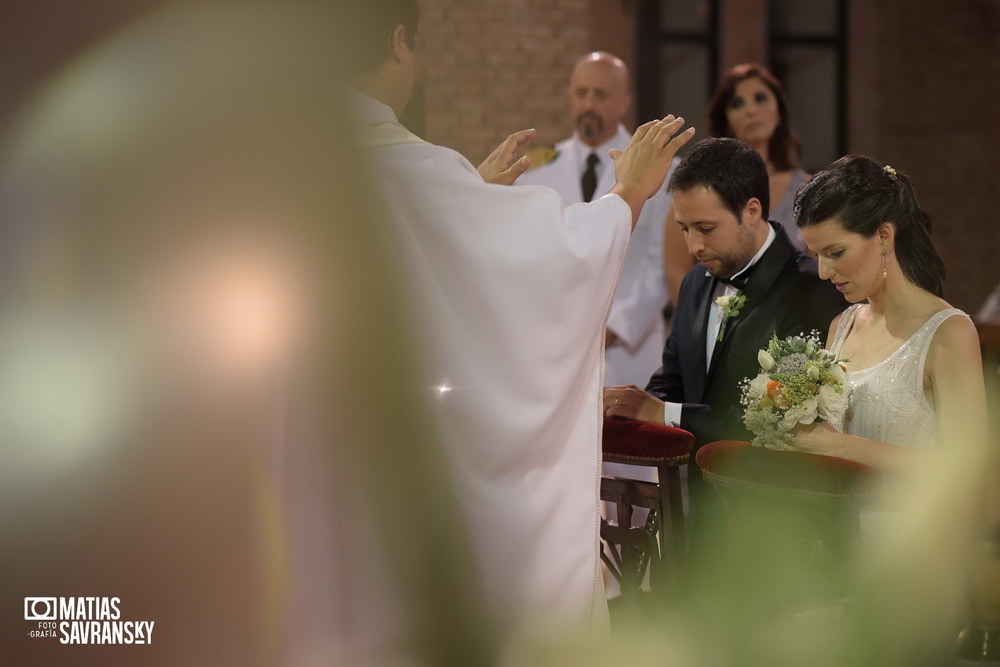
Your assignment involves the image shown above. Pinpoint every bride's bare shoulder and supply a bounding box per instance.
[935,309,978,344]
[927,310,980,368]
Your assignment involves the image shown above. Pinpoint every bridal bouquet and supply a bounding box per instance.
[739,332,849,449]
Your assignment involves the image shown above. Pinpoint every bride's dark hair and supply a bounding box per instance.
[794,155,945,297]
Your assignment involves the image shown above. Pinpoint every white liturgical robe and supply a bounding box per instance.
[517,126,675,388]
[349,91,631,641]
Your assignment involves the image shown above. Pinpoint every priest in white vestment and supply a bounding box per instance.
[329,0,695,655]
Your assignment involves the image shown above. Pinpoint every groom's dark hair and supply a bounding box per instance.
[668,138,770,222]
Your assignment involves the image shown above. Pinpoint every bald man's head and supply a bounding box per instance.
[568,52,632,147]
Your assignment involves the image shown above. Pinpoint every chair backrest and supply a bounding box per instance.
[696,440,880,505]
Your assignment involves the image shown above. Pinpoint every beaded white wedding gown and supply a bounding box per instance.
[829,304,969,448]
[829,305,971,538]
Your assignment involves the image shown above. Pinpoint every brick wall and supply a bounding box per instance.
[417,0,593,163]
[851,0,1000,312]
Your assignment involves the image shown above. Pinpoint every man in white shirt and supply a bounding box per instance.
[518,52,676,388]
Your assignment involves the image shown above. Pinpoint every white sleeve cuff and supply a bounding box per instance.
[662,401,683,428]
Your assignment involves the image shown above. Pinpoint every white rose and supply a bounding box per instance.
[716,295,732,309]
[817,384,848,430]
[779,396,819,430]
[758,349,775,371]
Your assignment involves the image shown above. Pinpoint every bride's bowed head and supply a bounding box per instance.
[792,156,945,304]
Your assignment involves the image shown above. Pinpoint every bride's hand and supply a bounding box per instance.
[789,420,839,454]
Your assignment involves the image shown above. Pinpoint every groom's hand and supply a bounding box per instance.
[603,385,665,423]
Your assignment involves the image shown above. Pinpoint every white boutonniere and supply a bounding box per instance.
[715,290,747,342]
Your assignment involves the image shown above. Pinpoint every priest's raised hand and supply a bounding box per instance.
[477,128,536,185]
[609,115,695,228]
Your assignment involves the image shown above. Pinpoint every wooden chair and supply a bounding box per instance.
[600,418,694,601]
[695,441,880,611]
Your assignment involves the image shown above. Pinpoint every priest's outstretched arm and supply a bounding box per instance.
[495,116,695,230]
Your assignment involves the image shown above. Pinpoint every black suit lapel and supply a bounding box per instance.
[707,223,796,379]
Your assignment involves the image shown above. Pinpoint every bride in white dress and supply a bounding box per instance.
[788,155,989,661]
[789,155,986,470]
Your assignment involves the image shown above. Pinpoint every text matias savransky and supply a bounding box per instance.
[24,596,155,645]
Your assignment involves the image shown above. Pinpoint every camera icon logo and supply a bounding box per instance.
[24,597,57,621]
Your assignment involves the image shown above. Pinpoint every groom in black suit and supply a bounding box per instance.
[604,138,844,507]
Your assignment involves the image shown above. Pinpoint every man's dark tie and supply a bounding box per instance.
[581,153,599,203]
